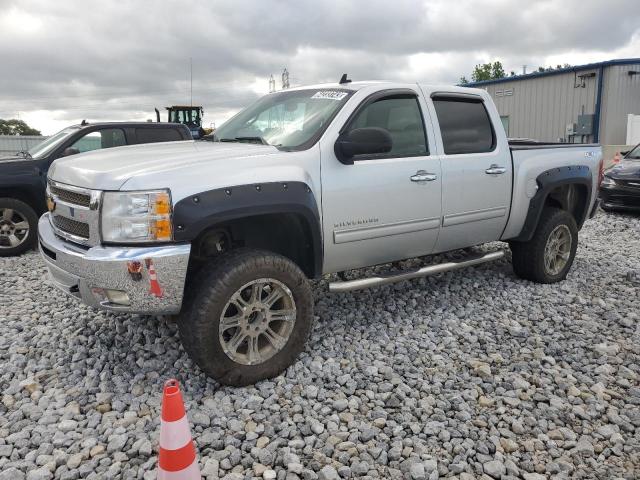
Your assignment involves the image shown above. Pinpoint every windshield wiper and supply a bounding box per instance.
[219,136,269,145]
[15,150,32,159]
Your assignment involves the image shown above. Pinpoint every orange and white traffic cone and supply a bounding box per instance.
[158,379,201,479]
[145,258,164,298]
[612,152,622,164]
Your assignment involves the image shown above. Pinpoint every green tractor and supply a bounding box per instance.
[155,105,211,139]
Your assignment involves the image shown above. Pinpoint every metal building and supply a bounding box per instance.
[466,58,640,149]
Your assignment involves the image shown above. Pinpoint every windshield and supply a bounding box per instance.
[625,144,640,160]
[214,89,353,150]
[28,127,79,159]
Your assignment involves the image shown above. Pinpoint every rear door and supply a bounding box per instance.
[320,88,442,274]
[427,92,512,251]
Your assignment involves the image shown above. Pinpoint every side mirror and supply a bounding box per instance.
[620,150,629,156]
[335,127,392,165]
[62,147,80,157]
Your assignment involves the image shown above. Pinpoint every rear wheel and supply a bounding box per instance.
[179,249,314,386]
[510,207,578,283]
[0,198,38,257]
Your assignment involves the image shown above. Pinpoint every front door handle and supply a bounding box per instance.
[410,170,438,182]
[485,164,507,175]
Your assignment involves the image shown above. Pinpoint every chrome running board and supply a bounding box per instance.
[329,250,505,293]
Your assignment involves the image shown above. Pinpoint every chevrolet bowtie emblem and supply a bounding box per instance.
[46,195,55,212]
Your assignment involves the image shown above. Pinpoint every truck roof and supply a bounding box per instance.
[68,121,188,129]
[286,81,487,97]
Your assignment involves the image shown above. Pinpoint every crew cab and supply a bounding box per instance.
[39,81,603,385]
[0,122,191,256]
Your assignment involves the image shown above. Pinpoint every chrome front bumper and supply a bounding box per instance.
[38,213,190,314]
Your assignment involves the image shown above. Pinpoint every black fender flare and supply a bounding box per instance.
[172,182,322,277]
[512,165,592,242]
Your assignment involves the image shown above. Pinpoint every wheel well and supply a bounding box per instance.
[0,187,43,214]
[190,213,318,278]
[544,183,589,227]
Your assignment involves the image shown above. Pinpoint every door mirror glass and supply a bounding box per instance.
[335,127,392,164]
[62,147,80,157]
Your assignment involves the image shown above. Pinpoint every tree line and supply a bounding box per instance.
[460,61,572,84]
[0,119,42,136]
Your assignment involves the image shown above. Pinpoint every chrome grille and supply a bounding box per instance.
[52,215,90,239]
[620,180,640,190]
[49,184,91,207]
[47,179,101,246]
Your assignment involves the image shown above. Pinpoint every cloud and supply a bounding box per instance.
[1,0,638,134]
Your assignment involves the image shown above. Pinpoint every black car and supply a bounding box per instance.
[0,122,192,256]
[600,143,640,212]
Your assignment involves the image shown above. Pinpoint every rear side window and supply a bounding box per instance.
[432,98,495,154]
[135,128,183,144]
[348,96,428,158]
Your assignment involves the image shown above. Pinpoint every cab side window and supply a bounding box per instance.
[348,95,428,159]
[135,128,183,144]
[70,129,126,153]
[432,98,495,154]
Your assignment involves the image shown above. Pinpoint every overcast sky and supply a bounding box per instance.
[1,0,639,135]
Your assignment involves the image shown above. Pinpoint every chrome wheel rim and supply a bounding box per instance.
[0,208,29,249]
[219,278,297,365]
[544,225,572,276]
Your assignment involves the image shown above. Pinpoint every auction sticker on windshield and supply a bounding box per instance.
[311,91,348,100]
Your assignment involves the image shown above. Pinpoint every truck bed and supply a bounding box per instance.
[501,142,602,240]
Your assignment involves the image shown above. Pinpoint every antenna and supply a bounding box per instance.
[339,73,351,84]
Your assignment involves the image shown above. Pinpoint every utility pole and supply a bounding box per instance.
[281,68,290,89]
[190,57,193,106]
[268,75,276,93]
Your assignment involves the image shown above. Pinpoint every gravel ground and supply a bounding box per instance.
[0,210,639,480]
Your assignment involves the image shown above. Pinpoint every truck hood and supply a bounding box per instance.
[48,140,281,190]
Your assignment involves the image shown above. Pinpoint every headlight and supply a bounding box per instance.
[601,176,616,187]
[101,190,173,243]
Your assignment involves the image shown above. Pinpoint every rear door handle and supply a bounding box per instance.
[485,164,507,175]
[410,170,438,182]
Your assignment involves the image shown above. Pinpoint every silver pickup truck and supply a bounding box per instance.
[39,80,603,385]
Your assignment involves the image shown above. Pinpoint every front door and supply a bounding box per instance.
[320,90,442,274]
[428,94,512,252]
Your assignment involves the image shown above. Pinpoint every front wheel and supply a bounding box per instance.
[510,207,578,283]
[179,249,314,386]
[0,198,38,257]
